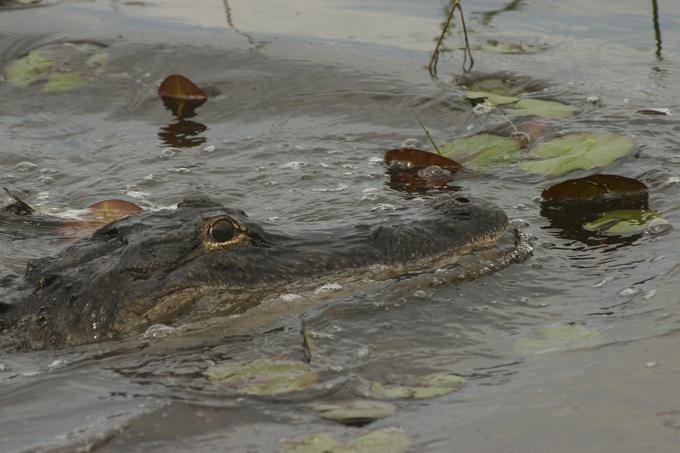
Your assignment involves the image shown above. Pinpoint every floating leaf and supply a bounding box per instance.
[369,373,465,399]
[513,324,603,354]
[384,148,460,170]
[583,209,661,236]
[542,174,647,202]
[465,90,519,106]
[467,77,527,96]
[282,427,410,453]
[3,187,35,215]
[521,132,634,176]
[88,199,143,221]
[158,74,207,119]
[505,98,575,118]
[439,134,521,170]
[204,358,319,396]
[314,400,396,426]
[385,148,461,192]
[485,39,548,54]
[4,42,108,91]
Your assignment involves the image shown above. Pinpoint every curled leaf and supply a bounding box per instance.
[158,74,207,118]
[314,400,396,426]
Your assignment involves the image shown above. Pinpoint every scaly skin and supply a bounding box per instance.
[1,195,519,349]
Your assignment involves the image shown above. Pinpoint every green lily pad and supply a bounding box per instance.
[440,134,521,170]
[466,90,519,106]
[467,77,527,96]
[282,427,410,453]
[314,400,396,425]
[369,372,465,399]
[583,209,660,236]
[505,98,575,118]
[521,132,634,177]
[513,324,603,355]
[204,358,319,396]
[4,42,108,92]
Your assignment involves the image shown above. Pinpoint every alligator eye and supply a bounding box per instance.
[203,217,247,249]
[209,219,237,243]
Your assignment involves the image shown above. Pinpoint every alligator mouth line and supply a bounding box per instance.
[129,224,531,341]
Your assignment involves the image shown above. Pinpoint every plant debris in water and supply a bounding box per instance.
[583,209,662,236]
[4,42,109,91]
[513,324,603,355]
[158,74,207,118]
[384,148,461,192]
[439,134,521,170]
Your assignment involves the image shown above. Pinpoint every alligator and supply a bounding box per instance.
[0,195,529,349]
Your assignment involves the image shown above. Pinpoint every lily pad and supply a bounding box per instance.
[542,174,648,202]
[505,98,575,118]
[440,134,521,170]
[583,209,660,236]
[314,400,396,426]
[513,324,603,355]
[158,74,207,119]
[384,148,461,170]
[4,42,108,91]
[385,148,461,192]
[204,358,319,396]
[282,427,410,453]
[467,77,527,97]
[521,132,634,176]
[369,372,465,399]
[466,90,519,106]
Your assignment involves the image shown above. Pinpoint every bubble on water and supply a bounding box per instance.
[367,156,383,166]
[473,102,495,115]
[16,161,37,172]
[510,218,530,228]
[513,204,530,211]
[125,189,149,199]
[143,174,154,181]
[143,324,177,339]
[159,147,177,158]
[279,161,309,169]
[48,359,68,369]
[645,218,672,235]
[371,203,396,212]
[171,167,190,174]
[0,364,6,371]
[202,144,216,153]
[313,184,348,192]
[36,191,49,201]
[266,216,279,222]
[356,347,370,358]
[315,283,343,294]
[587,95,600,104]
[361,187,379,201]
[619,287,640,296]
[645,361,658,368]
[39,176,55,184]
[279,293,302,302]
[643,289,656,300]
[401,138,422,148]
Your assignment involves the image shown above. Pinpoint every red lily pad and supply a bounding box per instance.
[158,74,207,118]
[542,174,647,202]
[384,148,462,193]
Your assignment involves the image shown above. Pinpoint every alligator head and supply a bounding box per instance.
[1,195,519,349]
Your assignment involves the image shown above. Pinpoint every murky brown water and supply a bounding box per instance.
[1,0,680,451]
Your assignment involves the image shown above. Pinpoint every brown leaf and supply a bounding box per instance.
[158,74,207,118]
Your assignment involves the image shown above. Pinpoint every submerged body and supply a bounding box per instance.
[0,195,526,349]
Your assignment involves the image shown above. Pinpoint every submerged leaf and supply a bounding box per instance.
[314,400,396,426]
[513,324,603,354]
[505,98,575,118]
[369,373,465,399]
[583,209,661,236]
[484,39,548,54]
[385,148,461,192]
[4,42,108,91]
[466,90,519,106]
[521,132,634,176]
[158,74,207,118]
[440,134,521,170]
[282,427,410,453]
[204,358,319,396]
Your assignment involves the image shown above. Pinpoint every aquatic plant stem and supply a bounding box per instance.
[429,0,474,77]
[412,110,442,155]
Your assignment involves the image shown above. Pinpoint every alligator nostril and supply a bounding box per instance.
[455,197,470,204]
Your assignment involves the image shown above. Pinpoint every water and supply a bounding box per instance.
[1,0,680,451]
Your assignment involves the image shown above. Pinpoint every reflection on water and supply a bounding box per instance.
[476,0,525,26]
[158,119,207,148]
